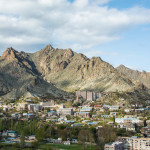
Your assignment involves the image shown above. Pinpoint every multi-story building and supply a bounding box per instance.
[80,107,93,112]
[47,111,57,117]
[94,105,101,110]
[120,137,150,150]
[74,112,90,118]
[104,142,123,150]
[118,124,136,132]
[115,118,139,124]
[40,100,54,106]
[75,90,103,101]
[81,91,87,100]
[23,113,35,119]
[16,103,28,111]
[76,91,87,100]
[57,108,73,116]
[109,105,120,111]
[28,104,41,112]
[87,91,93,101]
[141,126,150,137]
[103,105,120,111]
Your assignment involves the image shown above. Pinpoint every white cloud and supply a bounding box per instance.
[90,0,111,5]
[0,0,150,54]
[85,50,118,58]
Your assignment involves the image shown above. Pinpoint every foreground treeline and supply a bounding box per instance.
[0,118,135,149]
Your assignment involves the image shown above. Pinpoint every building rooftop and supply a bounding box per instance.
[77,112,89,113]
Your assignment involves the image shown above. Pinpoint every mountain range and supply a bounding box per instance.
[0,44,149,100]
[117,65,150,89]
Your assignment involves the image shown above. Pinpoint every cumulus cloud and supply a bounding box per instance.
[0,0,150,53]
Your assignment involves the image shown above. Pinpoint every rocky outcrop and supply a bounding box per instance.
[64,48,74,58]
[2,47,18,60]
[117,65,150,89]
[0,44,149,99]
[29,45,135,92]
[0,46,67,99]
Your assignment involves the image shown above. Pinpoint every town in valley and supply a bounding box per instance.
[0,89,150,150]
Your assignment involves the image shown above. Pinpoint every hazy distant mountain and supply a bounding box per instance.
[0,45,149,100]
[117,65,150,89]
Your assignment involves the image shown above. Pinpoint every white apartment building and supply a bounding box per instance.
[121,137,150,150]
[56,108,73,116]
[105,142,123,150]
[115,118,139,124]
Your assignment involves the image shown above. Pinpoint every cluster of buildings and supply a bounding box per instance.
[75,90,103,101]
[0,97,149,128]
[56,105,93,119]
[0,90,150,149]
[115,117,140,132]
[105,137,150,150]
[141,126,150,137]
[105,141,123,150]
[0,130,76,146]
[0,130,36,144]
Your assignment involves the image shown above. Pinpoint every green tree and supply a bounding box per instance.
[66,115,71,120]
[78,130,95,150]
[46,144,52,150]
[30,141,39,149]
[11,143,20,150]
[0,119,3,131]
[45,124,53,138]
[11,119,14,130]
[20,130,25,148]
[97,126,116,149]
[58,129,68,141]
[36,126,45,142]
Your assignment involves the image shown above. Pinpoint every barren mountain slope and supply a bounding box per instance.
[30,45,135,92]
[0,47,66,99]
[117,65,150,89]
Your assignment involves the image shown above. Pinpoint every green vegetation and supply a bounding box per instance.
[41,143,99,150]
[0,117,120,149]
[0,143,99,150]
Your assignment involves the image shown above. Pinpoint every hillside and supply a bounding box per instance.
[0,45,149,100]
[117,65,150,89]
[0,47,66,99]
[29,44,134,92]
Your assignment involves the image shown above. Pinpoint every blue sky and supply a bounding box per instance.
[108,0,150,9]
[95,0,150,71]
[0,0,150,71]
[87,24,150,71]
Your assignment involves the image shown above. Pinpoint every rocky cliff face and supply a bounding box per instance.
[0,45,149,99]
[117,65,150,89]
[0,47,66,99]
[29,45,134,92]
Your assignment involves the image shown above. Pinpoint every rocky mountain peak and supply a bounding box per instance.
[142,70,147,74]
[117,65,126,69]
[91,57,103,62]
[117,64,150,89]
[0,45,149,100]
[41,44,54,54]
[2,47,18,60]
[64,48,74,58]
